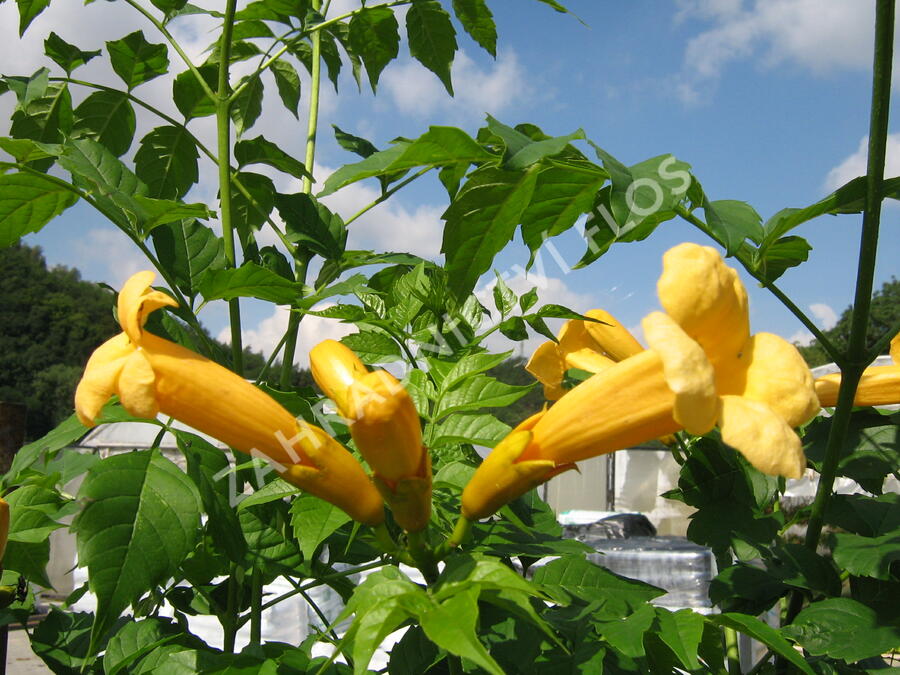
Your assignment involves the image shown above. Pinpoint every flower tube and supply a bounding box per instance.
[462,243,819,521]
[526,309,643,400]
[74,271,384,526]
[814,332,900,407]
[310,339,431,531]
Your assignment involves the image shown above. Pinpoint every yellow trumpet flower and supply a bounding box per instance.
[74,271,384,526]
[310,339,431,531]
[462,243,819,520]
[814,332,900,407]
[525,309,643,400]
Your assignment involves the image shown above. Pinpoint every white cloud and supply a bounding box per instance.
[809,302,838,329]
[221,303,354,368]
[824,133,900,191]
[380,49,531,120]
[73,228,147,287]
[789,329,815,346]
[675,0,879,102]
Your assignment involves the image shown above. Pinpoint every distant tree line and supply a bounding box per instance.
[796,277,899,368]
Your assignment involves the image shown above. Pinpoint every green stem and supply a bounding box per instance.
[280,0,323,388]
[869,317,900,359]
[216,0,244,375]
[249,566,262,646]
[222,564,240,653]
[439,516,472,557]
[724,626,741,675]
[406,529,439,584]
[343,167,433,226]
[786,0,894,630]
[121,0,216,102]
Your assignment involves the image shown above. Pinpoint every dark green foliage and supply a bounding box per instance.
[486,356,545,426]
[0,243,118,440]
[797,277,900,367]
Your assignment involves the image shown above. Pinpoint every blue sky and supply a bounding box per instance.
[3,0,898,365]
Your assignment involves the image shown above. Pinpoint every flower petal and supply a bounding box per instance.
[74,333,134,426]
[815,365,900,407]
[346,370,423,482]
[583,309,643,361]
[525,340,565,399]
[118,271,178,344]
[718,395,806,479]
[310,339,370,415]
[642,311,717,435]
[118,350,159,419]
[715,332,819,428]
[564,348,616,374]
[461,429,558,520]
[657,243,750,367]
[891,332,899,364]
[524,349,681,464]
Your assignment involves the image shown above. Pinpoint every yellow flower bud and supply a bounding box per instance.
[309,339,369,416]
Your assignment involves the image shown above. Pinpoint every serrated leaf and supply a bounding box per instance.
[441,351,512,392]
[708,614,813,674]
[333,124,379,159]
[231,76,264,136]
[199,263,300,304]
[173,65,217,119]
[498,315,528,340]
[435,374,533,419]
[441,165,540,298]
[491,272,516,317]
[239,500,302,573]
[235,135,311,181]
[290,493,351,560]
[432,413,511,447]
[407,0,457,94]
[73,450,202,650]
[0,137,61,164]
[276,192,345,259]
[703,199,764,255]
[349,6,400,92]
[232,171,276,231]
[452,0,497,56]
[44,32,101,74]
[532,555,664,617]
[832,531,900,580]
[9,75,73,163]
[270,58,301,117]
[780,599,898,664]
[0,172,78,247]
[5,413,89,484]
[31,608,93,672]
[655,608,704,671]
[15,0,51,36]
[103,617,186,675]
[107,31,169,89]
[134,125,200,200]
[73,90,136,157]
[3,484,67,586]
[519,287,539,312]
[341,331,402,364]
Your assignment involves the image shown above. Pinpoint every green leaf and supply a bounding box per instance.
[231,76,264,136]
[31,608,94,673]
[349,6,400,92]
[333,124,379,159]
[232,171,276,231]
[709,614,814,674]
[5,413,89,484]
[655,608,704,671]
[15,0,51,36]
[532,555,664,618]
[198,263,301,304]
[73,450,202,649]
[9,75,73,162]
[0,172,78,247]
[441,165,540,298]
[781,598,900,664]
[106,31,170,89]
[3,484,67,587]
[44,33,101,74]
[235,135,311,181]
[151,220,224,297]
[103,617,186,675]
[703,199,763,255]
[520,165,606,255]
[751,235,811,283]
[276,192,346,259]
[708,564,787,615]
[150,0,188,13]
[173,64,218,119]
[491,272,516,317]
[441,351,512,391]
[832,531,900,580]
[767,543,842,596]
[341,331,402,364]
[595,603,655,658]
[498,316,528,340]
[432,413,511,447]
[452,0,497,56]
[419,587,504,675]
[238,500,302,573]
[270,58,301,117]
[435,375,534,419]
[178,431,248,564]
[72,90,136,157]
[826,492,900,537]
[236,478,299,512]
[406,0,457,94]
[290,493,351,560]
[0,137,61,164]
[486,116,586,171]
[134,125,200,200]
